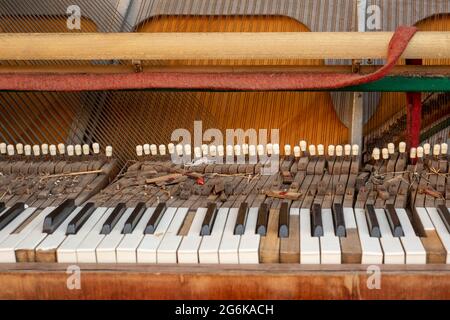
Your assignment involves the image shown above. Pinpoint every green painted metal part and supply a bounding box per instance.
[342,76,450,92]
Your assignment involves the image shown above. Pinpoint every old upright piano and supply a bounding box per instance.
[0,0,450,299]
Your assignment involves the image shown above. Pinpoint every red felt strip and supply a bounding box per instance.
[0,26,417,92]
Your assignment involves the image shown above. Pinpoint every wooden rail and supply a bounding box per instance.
[0,32,449,60]
[1,263,450,299]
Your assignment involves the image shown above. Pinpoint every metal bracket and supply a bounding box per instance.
[352,59,362,74]
[132,60,143,73]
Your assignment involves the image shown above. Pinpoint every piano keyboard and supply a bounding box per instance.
[0,141,449,265]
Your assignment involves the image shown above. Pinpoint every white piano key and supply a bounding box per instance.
[426,207,450,263]
[57,207,108,263]
[15,207,60,257]
[76,207,115,263]
[238,207,260,264]
[375,208,404,264]
[320,208,341,264]
[416,207,435,230]
[157,208,189,263]
[300,208,320,264]
[395,208,426,264]
[177,207,207,264]
[0,207,36,245]
[199,208,229,264]
[116,208,155,263]
[343,207,357,229]
[137,207,177,263]
[96,208,134,263]
[0,207,49,262]
[354,208,383,264]
[219,208,241,264]
[35,207,83,254]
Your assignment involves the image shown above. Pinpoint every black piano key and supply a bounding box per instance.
[0,202,5,214]
[437,204,450,233]
[311,203,323,237]
[43,199,76,234]
[365,204,381,238]
[332,203,346,237]
[234,202,248,235]
[144,202,166,234]
[101,203,126,235]
[200,203,218,236]
[122,202,147,234]
[0,202,25,231]
[385,204,404,237]
[278,202,289,238]
[256,203,269,236]
[66,202,96,235]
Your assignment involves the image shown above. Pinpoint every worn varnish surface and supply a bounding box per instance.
[0,264,450,299]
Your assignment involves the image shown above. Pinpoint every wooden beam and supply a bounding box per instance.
[0,32,448,60]
[0,64,449,75]
[0,263,450,299]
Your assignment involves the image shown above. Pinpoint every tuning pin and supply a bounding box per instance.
[58,143,65,155]
[41,144,49,156]
[387,143,395,155]
[308,144,316,156]
[74,144,82,156]
[209,145,217,157]
[82,144,90,156]
[159,144,166,156]
[67,145,74,157]
[328,145,335,157]
[24,144,31,156]
[249,145,256,157]
[352,144,359,156]
[242,144,249,156]
[16,143,24,155]
[234,145,241,157]
[7,144,14,156]
[423,143,431,156]
[150,144,157,156]
[284,145,292,156]
[293,146,301,158]
[399,142,406,154]
[176,144,183,156]
[344,144,351,156]
[0,143,6,155]
[105,146,113,158]
[143,144,150,156]
[382,148,389,160]
[93,143,100,155]
[317,144,324,156]
[372,148,380,161]
[194,147,202,159]
[410,148,417,159]
[217,145,224,157]
[136,145,143,157]
[417,146,424,158]
[49,145,57,156]
[168,143,175,155]
[336,145,343,157]
[441,143,448,156]
[266,143,273,156]
[32,145,40,156]
[299,140,307,153]
[273,144,280,156]
[226,145,234,157]
[184,144,191,157]
[433,144,441,157]
[257,144,265,157]
[201,144,208,157]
